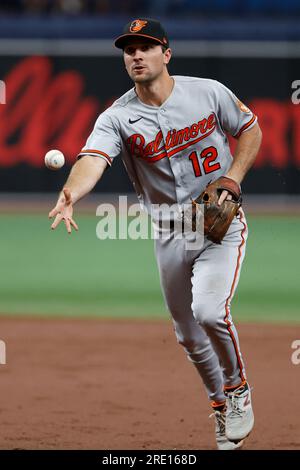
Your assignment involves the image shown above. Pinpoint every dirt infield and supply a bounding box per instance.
[0,318,299,450]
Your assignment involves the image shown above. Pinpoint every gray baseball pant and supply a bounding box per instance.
[154,210,248,405]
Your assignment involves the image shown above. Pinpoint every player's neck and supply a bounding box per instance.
[135,73,174,107]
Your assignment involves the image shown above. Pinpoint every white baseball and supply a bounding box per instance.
[44,149,65,170]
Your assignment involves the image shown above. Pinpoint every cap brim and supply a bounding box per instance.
[114,33,167,49]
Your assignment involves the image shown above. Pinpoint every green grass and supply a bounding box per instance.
[233,216,300,323]
[0,214,299,323]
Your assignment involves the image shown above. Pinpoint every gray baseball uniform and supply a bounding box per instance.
[78,76,257,406]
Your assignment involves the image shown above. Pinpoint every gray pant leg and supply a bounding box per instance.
[154,234,225,404]
[191,210,248,388]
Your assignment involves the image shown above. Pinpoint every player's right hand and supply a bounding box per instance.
[48,187,79,234]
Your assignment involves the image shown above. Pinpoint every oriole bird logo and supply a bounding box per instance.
[130,20,148,32]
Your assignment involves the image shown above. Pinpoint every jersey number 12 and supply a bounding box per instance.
[189,146,220,177]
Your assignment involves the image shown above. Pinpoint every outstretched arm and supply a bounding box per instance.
[49,156,108,233]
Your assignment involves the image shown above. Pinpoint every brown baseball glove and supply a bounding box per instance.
[192,176,242,244]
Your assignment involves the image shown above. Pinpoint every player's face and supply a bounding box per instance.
[123,41,171,84]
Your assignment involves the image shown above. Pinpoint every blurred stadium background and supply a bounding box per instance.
[0,0,299,323]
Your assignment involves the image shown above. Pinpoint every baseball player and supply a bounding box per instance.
[49,19,262,450]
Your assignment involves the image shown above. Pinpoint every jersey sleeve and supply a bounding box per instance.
[215,82,257,138]
[77,110,122,166]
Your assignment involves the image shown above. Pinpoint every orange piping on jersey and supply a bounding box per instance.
[234,115,257,139]
[223,209,247,384]
[79,149,112,165]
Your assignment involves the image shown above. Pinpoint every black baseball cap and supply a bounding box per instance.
[114,18,169,50]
